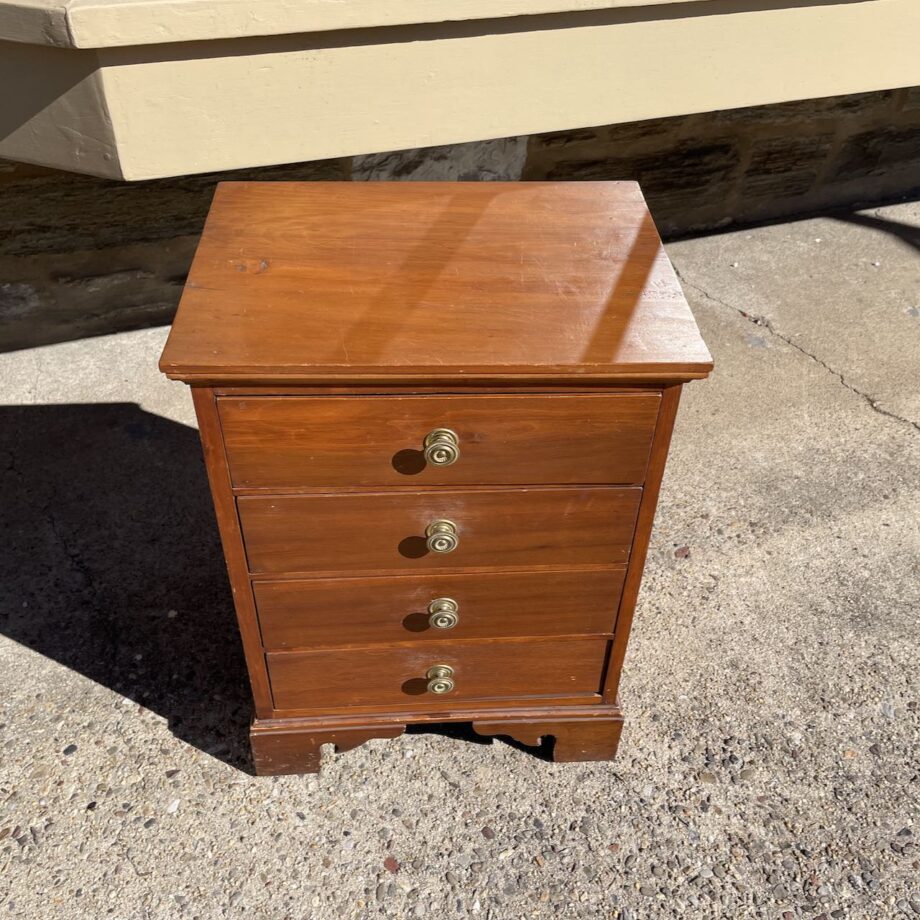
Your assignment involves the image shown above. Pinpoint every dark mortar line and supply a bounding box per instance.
[674,268,920,434]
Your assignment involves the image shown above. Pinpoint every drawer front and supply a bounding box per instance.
[267,637,608,710]
[219,394,659,488]
[255,568,627,649]
[239,487,641,575]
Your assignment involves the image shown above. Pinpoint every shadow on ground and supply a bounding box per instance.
[830,210,920,252]
[0,403,546,771]
[405,721,555,762]
[0,403,254,770]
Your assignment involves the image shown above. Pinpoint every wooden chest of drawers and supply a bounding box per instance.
[159,181,712,774]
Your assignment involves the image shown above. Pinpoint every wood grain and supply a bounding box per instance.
[266,637,608,711]
[473,714,623,763]
[218,392,659,489]
[238,486,642,575]
[160,180,713,775]
[250,722,406,775]
[604,383,682,702]
[249,702,624,773]
[190,387,275,718]
[254,568,627,649]
[159,182,713,384]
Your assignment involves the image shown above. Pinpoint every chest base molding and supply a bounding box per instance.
[250,702,624,775]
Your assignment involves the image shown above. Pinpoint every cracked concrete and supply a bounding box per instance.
[668,200,920,429]
[674,271,920,434]
[0,203,918,919]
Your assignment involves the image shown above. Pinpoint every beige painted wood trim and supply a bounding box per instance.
[1,0,916,180]
[0,40,119,175]
[105,1,920,179]
[1,0,714,49]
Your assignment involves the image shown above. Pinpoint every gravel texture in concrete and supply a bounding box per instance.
[0,204,918,919]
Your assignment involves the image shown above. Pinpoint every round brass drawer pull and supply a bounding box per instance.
[426,664,455,694]
[428,597,460,630]
[423,428,460,466]
[425,519,458,554]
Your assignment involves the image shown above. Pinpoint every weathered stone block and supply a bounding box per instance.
[533,116,681,155]
[0,157,349,258]
[831,125,920,180]
[353,138,527,181]
[531,128,603,151]
[535,140,739,187]
[528,140,742,232]
[743,134,834,198]
[0,236,197,351]
[709,90,898,126]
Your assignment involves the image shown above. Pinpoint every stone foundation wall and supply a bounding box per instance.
[2,87,919,352]
[526,87,920,234]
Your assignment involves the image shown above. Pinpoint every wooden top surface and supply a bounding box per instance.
[160,182,712,384]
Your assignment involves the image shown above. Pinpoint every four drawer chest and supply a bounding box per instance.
[159,181,712,774]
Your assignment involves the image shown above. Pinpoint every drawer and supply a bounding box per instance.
[255,568,627,649]
[239,487,641,575]
[267,637,608,710]
[219,394,659,488]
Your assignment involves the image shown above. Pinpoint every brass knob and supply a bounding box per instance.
[426,664,455,694]
[428,597,460,630]
[424,428,460,467]
[425,520,458,554]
